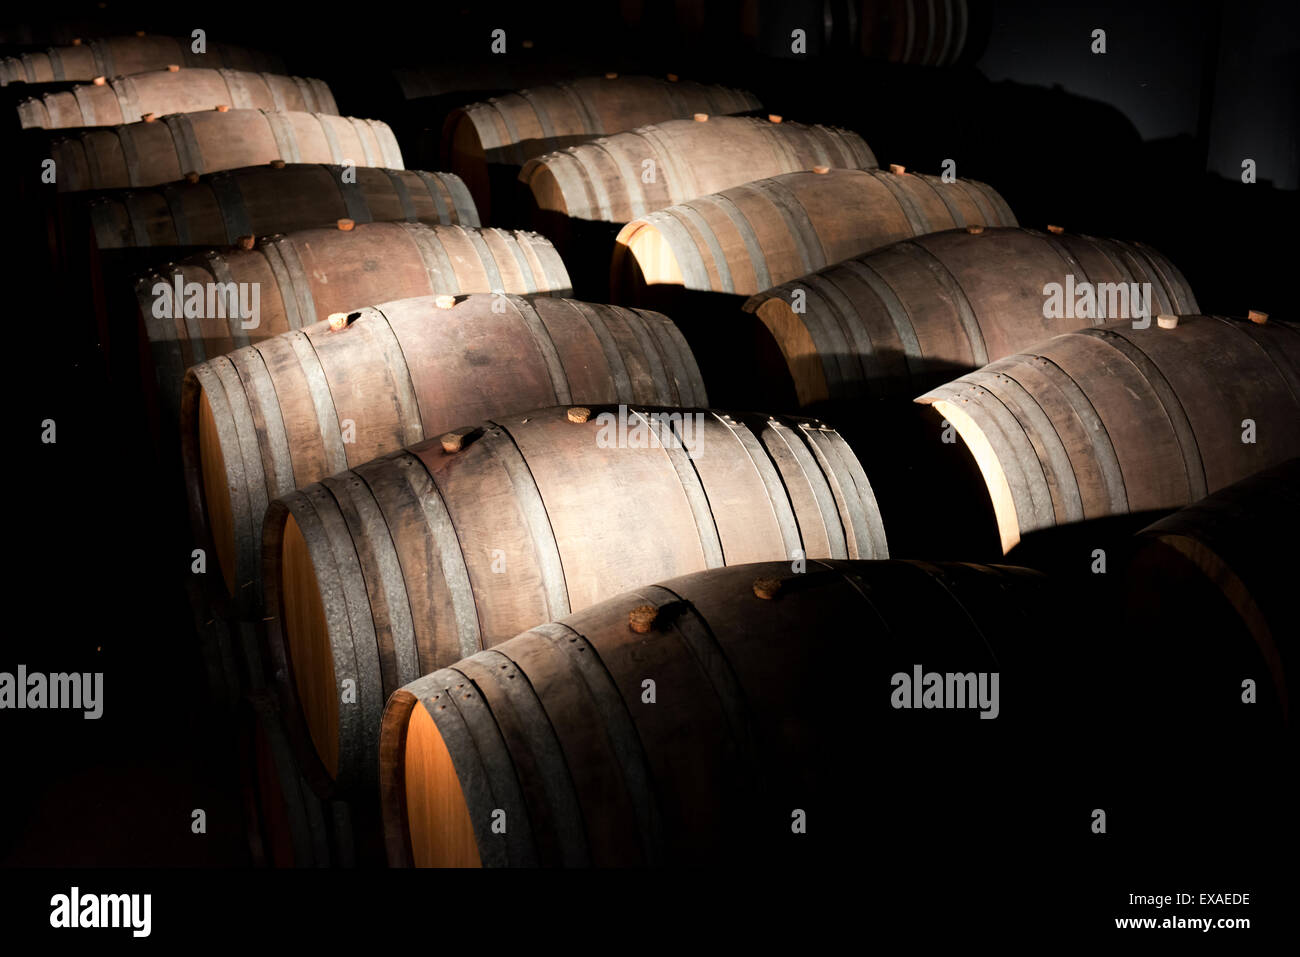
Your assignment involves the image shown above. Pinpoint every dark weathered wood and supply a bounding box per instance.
[2,35,285,85]
[917,316,1300,553]
[743,226,1198,406]
[183,294,705,619]
[80,163,477,249]
[49,108,403,191]
[18,67,337,128]
[1127,459,1299,729]
[520,115,876,225]
[138,221,572,425]
[263,407,888,796]
[612,168,1016,300]
[444,75,760,219]
[379,558,1047,866]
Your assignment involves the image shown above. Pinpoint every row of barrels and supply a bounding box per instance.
[18,31,1293,870]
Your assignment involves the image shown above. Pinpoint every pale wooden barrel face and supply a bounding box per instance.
[404,703,481,868]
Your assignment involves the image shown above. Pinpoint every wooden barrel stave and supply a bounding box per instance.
[613,168,1017,299]
[744,227,1200,407]
[917,316,1300,553]
[262,406,886,795]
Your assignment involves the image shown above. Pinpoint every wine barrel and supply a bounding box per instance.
[743,226,1198,406]
[18,68,337,128]
[854,0,975,65]
[611,167,1016,300]
[444,75,761,219]
[184,294,705,618]
[1126,459,1298,729]
[916,315,1300,554]
[263,405,887,795]
[1,35,285,85]
[81,164,477,249]
[519,115,876,224]
[136,221,571,420]
[49,109,403,191]
[378,558,1048,866]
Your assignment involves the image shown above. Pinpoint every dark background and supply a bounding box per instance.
[0,0,1293,939]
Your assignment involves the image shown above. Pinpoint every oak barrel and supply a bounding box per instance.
[444,75,760,219]
[49,109,403,191]
[136,221,571,421]
[519,115,876,224]
[916,315,1300,553]
[743,226,1197,406]
[262,406,887,795]
[379,558,1050,866]
[611,167,1016,300]
[1,35,285,85]
[184,293,705,618]
[1125,459,1298,729]
[82,164,477,249]
[18,67,337,128]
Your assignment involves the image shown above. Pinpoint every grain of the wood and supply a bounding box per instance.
[18,67,337,128]
[916,316,1300,553]
[520,115,877,224]
[48,109,404,192]
[182,293,704,618]
[263,407,888,796]
[611,168,1018,300]
[743,226,1199,406]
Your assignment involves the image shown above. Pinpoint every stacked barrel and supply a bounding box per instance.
[19,14,1294,875]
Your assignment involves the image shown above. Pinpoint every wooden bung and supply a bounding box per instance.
[235,235,255,250]
[434,294,456,309]
[752,577,782,599]
[1248,310,1268,324]
[1047,224,1064,234]
[336,218,355,231]
[889,163,906,174]
[567,406,592,423]
[1157,314,1179,329]
[167,64,180,71]
[628,605,658,633]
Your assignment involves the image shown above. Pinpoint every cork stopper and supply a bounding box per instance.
[768,114,783,124]
[440,430,471,453]
[336,218,355,231]
[693,113,708,122]
[567,406,591,424]
[434,294,456,310]
[269,159,286,168]
[235,235,255,250]
[215,103,230,112]
[92,76,106,86]
[889,163,906,175]
[135,30,146,37]
[167,64,180,72]
[1248,309,1268,324]
[628,605,658,634]
[327,313,349,331]
[966,225,985,234]
[1047,224,1064,234]
[605,72,618,79]
[142,112,157,123]
[184,171,199,183]
[1156,314,1179,329]
[812,165,830,174]
[72,38,82,46]
[666,73,678,82]
[752,577,783,600]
